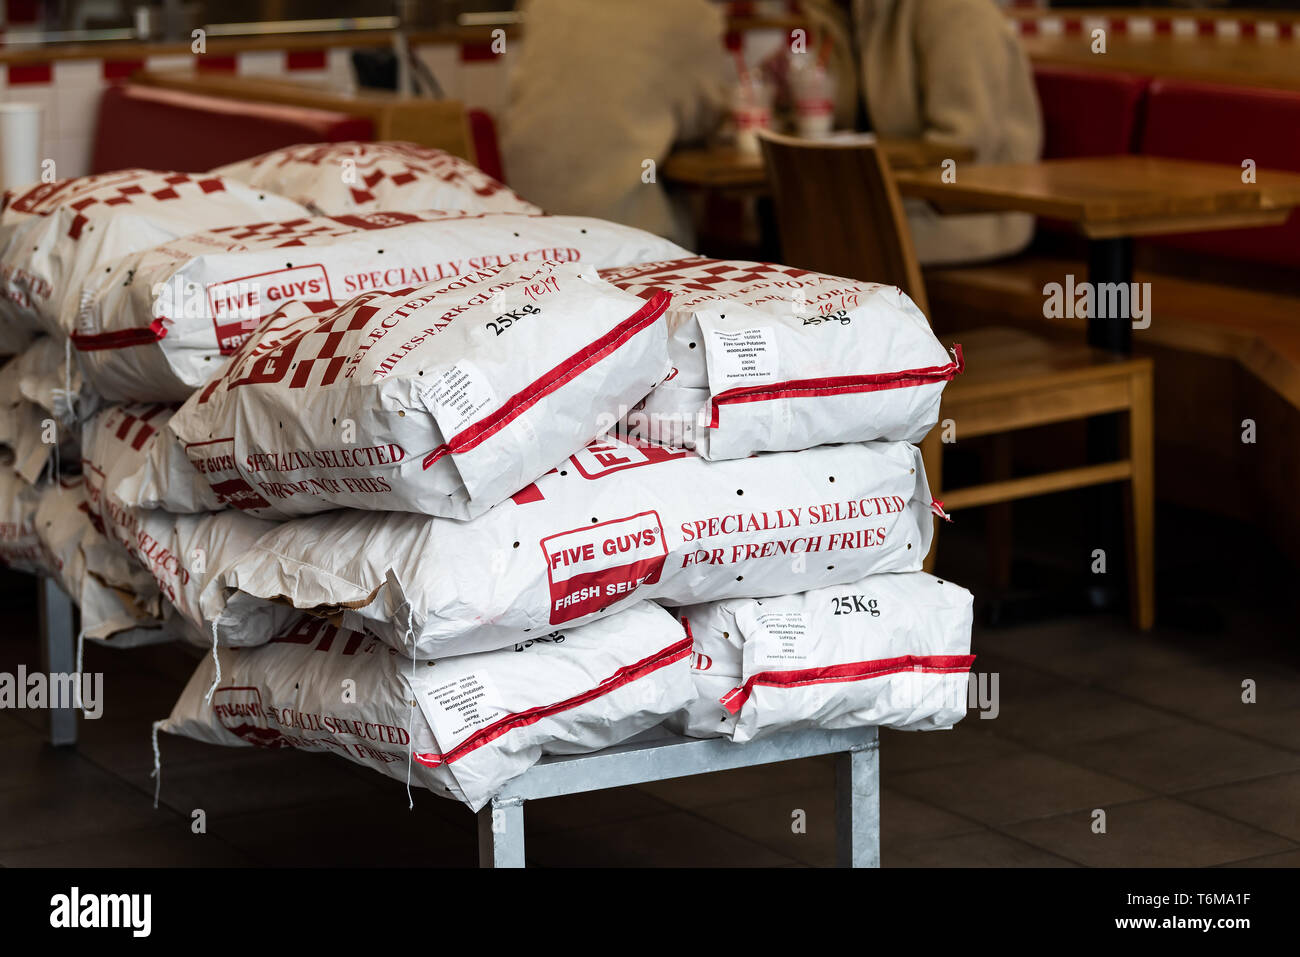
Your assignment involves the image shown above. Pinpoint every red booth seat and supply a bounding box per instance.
[466,109,505,183]
[1033,64,1150,159]
[1139,78,1300,271]
[92,84,374,174]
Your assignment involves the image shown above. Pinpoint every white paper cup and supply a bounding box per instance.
[0,103,44,191]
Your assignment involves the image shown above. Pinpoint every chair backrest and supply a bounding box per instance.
[757,130,929,316]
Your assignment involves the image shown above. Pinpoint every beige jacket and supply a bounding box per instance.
[501,0,732,248]
[805,0,1043,266]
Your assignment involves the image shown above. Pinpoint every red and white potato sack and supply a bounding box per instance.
[0,169,308,339]
[3,335,94,484]
[602,258,962,459]
[125,260,672,521]
[212,140,541,217]
[72,210,690,401]
[160,601,693,811]
[0,460,44,574]
[215,435,937,659]
[34,477,169,646]
[80,403,287,647]
[669,572,974,742]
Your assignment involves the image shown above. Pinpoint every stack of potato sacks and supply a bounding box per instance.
[0,142,973,812]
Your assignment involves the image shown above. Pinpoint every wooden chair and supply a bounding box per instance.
[757,130,1155,629]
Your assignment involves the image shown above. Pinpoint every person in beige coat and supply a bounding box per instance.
[803,0,1043,265]
[501,0,733,249]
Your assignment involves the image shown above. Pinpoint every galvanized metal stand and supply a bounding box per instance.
[37,577,78,747]
[476,725,880,867]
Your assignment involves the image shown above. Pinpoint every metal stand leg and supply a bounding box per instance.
[1086,236,1134,355]
[1084,236,1135,617]
[835,741,880,868]
[477,796,525,868]
[37,577,77,748]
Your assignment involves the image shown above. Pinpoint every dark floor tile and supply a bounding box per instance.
[77,712,231,779]
[0,711,33,739]
[1212,707,1300,754]
[0,763,182,851]
[1180,771,1300,842]
[973,617,1232,683]
[0,823,256,867]
[528,809,801,867]
[1099,659,1300,723]
[684,785,979,867]
[882,788,985,847]
[885,828,1076,868]
[1006,798,1295,867]
[633,755,833,810]
[1221,848,1300,867]
[80,658,187,720]
[154,749,381,819]
[684,785,836,865]
[213,795,477,866]
[0,733,112,793]
[521,786,677,835]
[1067,724,1300,794]
[965,651,1074,708]
[879,722,1022,774]
[889,752,1149,826]
[989,684,1185,750]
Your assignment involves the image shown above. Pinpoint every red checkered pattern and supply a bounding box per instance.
[13,171,232,239]
[109,403,170,452]
[251,141,516,205]
[207,209,489,248]
[602,258,822,294]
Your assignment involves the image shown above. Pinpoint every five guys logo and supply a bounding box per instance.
[183,437,271,511]
[540,511,668,623]
[206,265,332,354]
[212,686,290,748]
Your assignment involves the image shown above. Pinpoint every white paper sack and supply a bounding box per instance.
[73,210,691,401]
[670,572,974,742]
[217,436,936,658]
[130,262,670,520]
[212,141,541,217]
[0,462,45,574]
[160,602,693,811]
[601,258,962,459]
[1,336,94,483]
[34,477,169,646]
[81,403,286,646]
[0,169,307,339]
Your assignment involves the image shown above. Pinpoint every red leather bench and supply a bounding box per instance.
[1138,77,1300,270]
[91,83,373,174]
[1033,64,1149,159]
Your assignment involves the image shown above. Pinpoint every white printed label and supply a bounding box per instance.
[707,326,778,386]
[422,361,497,438]
[421,671,506,743]
[750,611,810,667]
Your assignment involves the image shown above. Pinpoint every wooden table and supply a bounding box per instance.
[1023,34,1300,94]
[665,138,975,191]
[894,155,1300,354]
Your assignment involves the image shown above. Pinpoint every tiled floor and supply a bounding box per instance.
[0,498,1297,867]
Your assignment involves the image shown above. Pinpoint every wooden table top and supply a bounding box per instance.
[664,137,975,190]
[1023,35,1300,94]
[893,155,1300,239]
